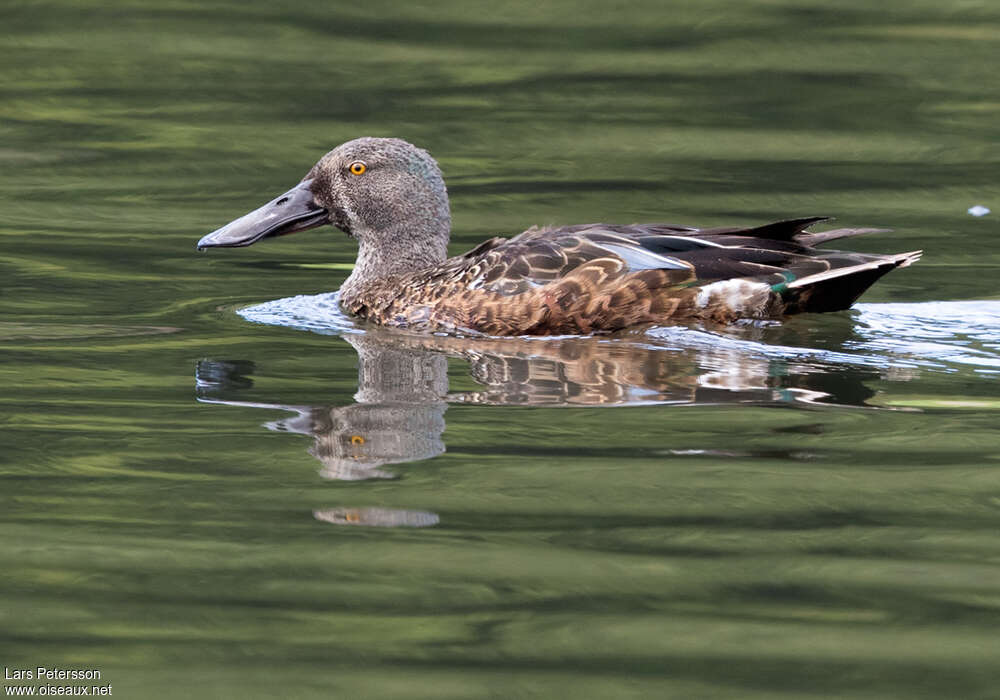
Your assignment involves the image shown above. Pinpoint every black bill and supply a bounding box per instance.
[197,179,328,250]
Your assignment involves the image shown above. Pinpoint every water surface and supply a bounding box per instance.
[3,1,1000,698]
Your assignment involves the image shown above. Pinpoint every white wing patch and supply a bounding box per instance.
[695,279,772,316]
[598,243,691,272]
[652,235,727,249]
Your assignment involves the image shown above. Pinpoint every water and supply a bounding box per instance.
[3,1,1000,698]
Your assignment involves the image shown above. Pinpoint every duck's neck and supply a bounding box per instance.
[340,223,449,307]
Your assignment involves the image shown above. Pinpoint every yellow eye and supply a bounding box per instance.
[349,161,367,176]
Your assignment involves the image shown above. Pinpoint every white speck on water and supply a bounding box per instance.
[968,205,990,217]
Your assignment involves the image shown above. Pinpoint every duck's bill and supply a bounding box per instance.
[197,179,328,250]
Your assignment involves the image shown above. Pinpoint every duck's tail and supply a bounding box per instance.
[782,250,922,314]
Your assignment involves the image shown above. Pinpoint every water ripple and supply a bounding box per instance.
[851,301,1000,373]
[239,291,362,336]
[240,294,1000,375]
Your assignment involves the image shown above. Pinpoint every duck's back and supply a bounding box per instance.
[342,217,920,336]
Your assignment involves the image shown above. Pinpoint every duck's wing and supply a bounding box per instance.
[452,224,721,296]
[457,219,898,296]
[449,224,829,296]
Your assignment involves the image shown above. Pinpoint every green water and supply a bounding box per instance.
[3,1,1000,698]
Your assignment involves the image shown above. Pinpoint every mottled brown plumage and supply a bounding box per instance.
[198,138,921,336]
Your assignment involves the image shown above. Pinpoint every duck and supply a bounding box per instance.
[197,137,920,336]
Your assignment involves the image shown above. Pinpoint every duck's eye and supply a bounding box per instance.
[348,161,367,176]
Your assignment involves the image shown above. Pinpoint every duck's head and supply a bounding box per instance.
[197,137,451,261]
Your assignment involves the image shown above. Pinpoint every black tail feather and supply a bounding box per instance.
[783,251,921,313]
[743,216,831,240]
[796,227,892,248]
[784,267,894,313]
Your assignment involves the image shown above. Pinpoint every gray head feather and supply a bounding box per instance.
[306,138,451,297]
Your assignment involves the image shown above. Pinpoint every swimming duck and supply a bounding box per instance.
[198,137,920,336]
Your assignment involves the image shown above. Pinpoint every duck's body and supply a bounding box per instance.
[340,218,919,336]
[198,137,920,336]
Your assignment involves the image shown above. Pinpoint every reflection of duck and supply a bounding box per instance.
[370,330,829,407]
[197,336,447,481]
[198,137,920,335]
[196,327,880,483]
